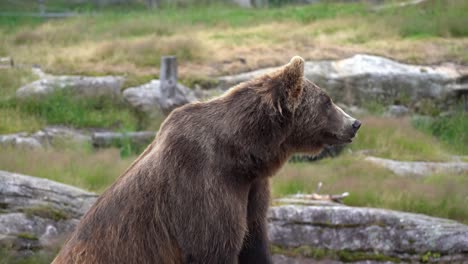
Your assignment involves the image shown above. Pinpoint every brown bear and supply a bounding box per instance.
[52,56,361,264]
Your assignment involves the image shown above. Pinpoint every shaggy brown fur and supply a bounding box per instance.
[52,56,360,264]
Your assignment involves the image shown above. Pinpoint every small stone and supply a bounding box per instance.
[384,105,409,117]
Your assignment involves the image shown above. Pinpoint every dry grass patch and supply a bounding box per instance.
[0,107,44,133]
[0,147,135,192]
[272,155,468,224]
[1,4,467,80]
[351,116,452,161]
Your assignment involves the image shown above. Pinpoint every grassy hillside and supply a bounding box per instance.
[0,0,467,84]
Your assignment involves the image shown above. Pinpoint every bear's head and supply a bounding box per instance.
[267,56,361,154]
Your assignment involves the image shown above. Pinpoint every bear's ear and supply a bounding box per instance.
[283,56,304,100]
[268,56,304,114]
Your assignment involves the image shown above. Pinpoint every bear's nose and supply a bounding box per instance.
[352,120,361,130]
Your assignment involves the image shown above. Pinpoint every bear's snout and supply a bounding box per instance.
[352,120,361,131]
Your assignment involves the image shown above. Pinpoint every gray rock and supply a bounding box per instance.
[0,170,97,252]
[373,0,427,11]
[0,126,156,149]
[272,254,393,264]
[218,54,466,106]
[365,156,468,176]
[0,57,14,68]
[0,170,97,217]
[0,126,91,149]
[2,173,467,263]
[92,131,155,148]
[16,75,124,99]
[123,79,197,114]
[384,105,409,117]
[0,133,43,149]
[269,195,468,263]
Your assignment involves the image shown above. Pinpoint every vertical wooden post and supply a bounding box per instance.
[253,0,268,8]
[38,0,46,15]
[147,0,160,8]
[160,56,177,98]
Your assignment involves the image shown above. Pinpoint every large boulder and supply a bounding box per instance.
[16,75,124,99]
[270,195,468,263]
[2,173,467,263]
[0,170,97,256]
[123,79,197,114]
[218,54,466,107]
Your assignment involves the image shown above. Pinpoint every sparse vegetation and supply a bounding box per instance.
[22,206,70,221]
[412,109,468,155]
[16,233,38,241]
[271,116,468,224]
[0,90,142,133]
[0,147,134,192]
[0,0,467,83]
[270,245,402,262]
[350,116,453,161]
[272,154,468,224]
[0,248,54,264]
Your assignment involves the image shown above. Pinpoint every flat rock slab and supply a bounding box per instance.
[16,75,124,99]
[218,54,467,106]
[0,126,155,149]
[269,195,468,263]
[0,170,97,253]
[92,131,156,148]
[1,172,467,263]
[0,170,97,217]
[365,156,468,176]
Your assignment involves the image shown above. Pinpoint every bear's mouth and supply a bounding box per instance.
[323,132,354,145]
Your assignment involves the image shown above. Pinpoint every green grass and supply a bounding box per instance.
[0,147,134,192]
[0,68,37,99]
[0,90,139,132]
[22,205,70,221]
[382,0,468,38]
[16,233,38,241]
[412,110,468,155]
[0,248,55,264]
[272,155,468,224]
[1,0,467,80]
[350,116,452,161]
[0,107,44,133]
[272,115,468,224]
[0,68,165,133]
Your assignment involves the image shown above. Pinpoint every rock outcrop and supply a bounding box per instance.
[365,156,468,176]
[0,126,155,149]
[218,54,467,107]
[122,79,197,114]
[16,75,124,99]
[0,126,91,149]
[270,195,468,263]
[14,69,198,115]
[1,173,467,263]
[0,170,97,255]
